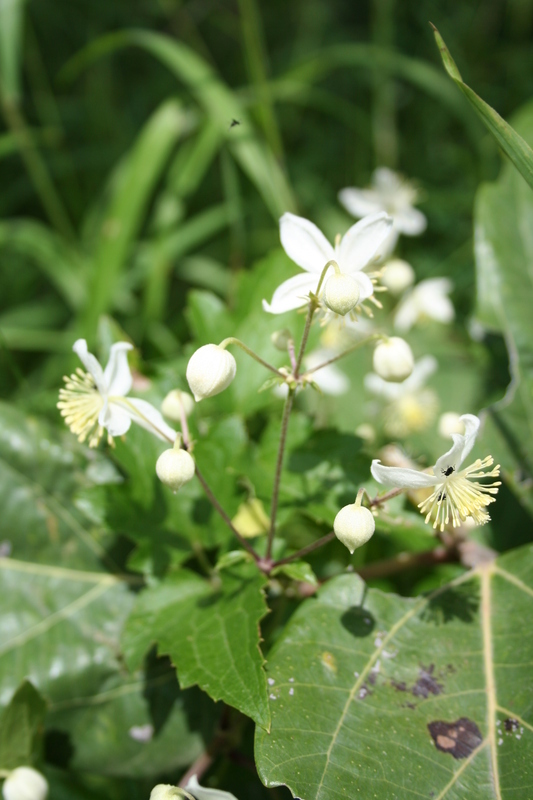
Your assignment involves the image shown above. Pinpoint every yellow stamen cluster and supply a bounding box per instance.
[419,456,501,531]
[57,368,107,448]
[383,390,438,438]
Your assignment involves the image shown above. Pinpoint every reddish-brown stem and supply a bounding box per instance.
[368,487,405,507]
[178,750,214,788]
[357,545,458,580]
[272,531,336,569]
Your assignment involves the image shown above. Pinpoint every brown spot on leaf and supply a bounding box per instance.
[428,718,483,759]
[413,664,443,698]
[504,718,519,733]
[391,679,407,692]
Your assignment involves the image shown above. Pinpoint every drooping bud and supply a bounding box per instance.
[156,439,195,492]
[373,337,414,382]
[380,259,415,294]
[271,329,292,351]
[333,498,375,554]
[161,390,195,421]
[323,273,360,316]
[2,767,48,800]
[150,786,191,800]
[186,344,236,401]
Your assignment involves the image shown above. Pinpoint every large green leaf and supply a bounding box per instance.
[474,103,533,503]
[255,544,533,799]
[122,561,271,729]
[0,681,46,770]
[432,27,533,189]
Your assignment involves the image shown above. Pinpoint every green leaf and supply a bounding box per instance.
[122,562,271,729]
[474,103,533,503]
[432,26,533,189]
[255,544,533,799]
[83,99,187,334]
[0,681,46,769]
[272,561,318,586]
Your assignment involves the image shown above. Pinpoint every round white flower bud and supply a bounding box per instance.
[161,390,195,421]
[186,344,236,401]
[271,329,292,351]
[333,504,375,554]
[150,786,185,800]
[373,337,414,382]
[2,767,48,800]
[324,273,360,316]
[438,412,465,438]
[156,448,195,492]
[380,259,415,294]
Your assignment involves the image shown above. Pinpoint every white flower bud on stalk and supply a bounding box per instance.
[373,337,414,382]
[323,273,360,316]
[150,786,189,800]
[2,767,48,800]
[186,344,236,401]
[156,440,195,492]
[161,390,195,421]
[333,496,375,554]
[380,259,415,294]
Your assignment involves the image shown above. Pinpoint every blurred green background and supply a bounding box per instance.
[2,0,533,400]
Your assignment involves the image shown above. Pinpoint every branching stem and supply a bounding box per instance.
[219,337,282,376]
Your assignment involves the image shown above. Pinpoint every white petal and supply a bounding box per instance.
[279,212,335,273]
[371,459,438,489]
[374,226,399,262]
[373,167,402,193]
[99,400,132,437]
[185,775,238,800]
[262,272,320,314]
[393,294,419,332]
[364,372,401,400]
[338,188,384,219]
[305,350,350,396]
[338,212,393,274]
[394,206,427,235]
[403,355,437,391]
[459,414,481,464]
[104,342,134,396]
[433,418,480,476]
[73,339,105,393]
[352,270,375,301]
[119,397,177,442]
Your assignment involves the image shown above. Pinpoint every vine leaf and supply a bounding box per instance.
[0,681,46,770]
[122,561,271,729]
[255,544,533,800]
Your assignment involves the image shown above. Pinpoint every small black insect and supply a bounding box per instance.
[437,492,447,502]
[442,466,454,477]
[229,118,241,128]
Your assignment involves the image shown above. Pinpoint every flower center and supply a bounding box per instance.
[57,368,106,447]
[418,456,501,531]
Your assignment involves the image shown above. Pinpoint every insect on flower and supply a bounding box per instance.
[371,414,501,530]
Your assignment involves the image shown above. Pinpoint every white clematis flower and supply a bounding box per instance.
[58,339,176,447]
[262,211,393,316]
[394,277,454,332]
[371,414,501,530]
[365,355,439,437]
[185,775,239,800]
[339,168,426,257]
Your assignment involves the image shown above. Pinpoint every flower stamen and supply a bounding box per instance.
[57,369,106,447]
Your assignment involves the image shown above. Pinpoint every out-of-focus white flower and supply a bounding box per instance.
[372,337,414,382]
[149,786,183,800]
[2,767,48,800]
[371,414,501,530]
[339,168,426,257]
[262,211,392,316]
[58,340,176,447]
[394,278,454,332]
[161,390,195,421]
[304,349,350,396]
[438,412,465,439]
[186,344,236,401]
[365,355,438,438]
[380,258,415,294]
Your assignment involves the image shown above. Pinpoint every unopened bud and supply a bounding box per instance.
[186,344,236,401]
[161,390,195,421]
[2,767,48,800]
[156,445,195,492]
[324,273,360,316]
[333,503,375,554]
[381,259,415,294]
[373,337,414,382]
[150,786,189,800]
[271,329,292,351]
